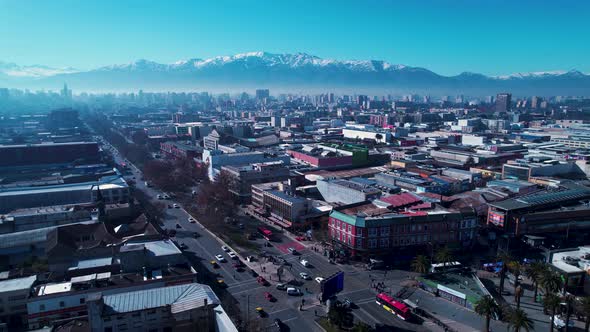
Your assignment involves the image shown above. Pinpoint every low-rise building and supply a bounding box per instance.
[223,161,290,203]
[316,178,381,204]
[0,275,36,327]
[87,283,225,332]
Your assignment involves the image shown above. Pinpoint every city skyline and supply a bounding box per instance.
[0,0,589,76]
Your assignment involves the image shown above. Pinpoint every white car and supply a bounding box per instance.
[299,272,311,280]
[163,194,170,199]
[228,252,238,259]
[315,277,325,284]
[215,255,226,262]
[188,217,196,223]
[173,203,180,208]
[222,246,230,252]
[300,259,310,267]
[156,194,163,200]
[287,287,303,296]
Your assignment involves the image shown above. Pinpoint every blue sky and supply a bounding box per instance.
[0,0,588,76]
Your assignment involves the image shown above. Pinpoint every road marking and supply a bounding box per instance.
[267,307,293,315]
[232,286,267,295]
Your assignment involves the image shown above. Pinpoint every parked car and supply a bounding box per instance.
[288,247,298,255]
[257,276,269,286]
[210,260,219,268]
[188,217,196,223]
[246,255,255,262]
[179,243,188,250]
[156,194,163,200]
[228,252,238,259]
[315,277,325,284]
[215,254,226,262]
[175,223,182,229]
[276,283,287,291]
[222,246,230,252]
[300,259,310,267]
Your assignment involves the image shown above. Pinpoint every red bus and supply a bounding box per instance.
[257,227,273,241]
[376,293,411,320]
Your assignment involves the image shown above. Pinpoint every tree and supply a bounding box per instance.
[540,271,562,295]
[525,262,546,302]
[435,247,454,267]
[474,295,499,332]
[328,303,348,328]
[564,294,575,332]
[411,255,431,275]
[543,293,561,332]
[506,308,534,332]
[579,296,590,332]
[351,321,373,332]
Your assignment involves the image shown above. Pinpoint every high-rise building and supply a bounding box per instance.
[60,83,72,100]
[255,89,270,100]
[495,93,512,113]
[531,96,541,109]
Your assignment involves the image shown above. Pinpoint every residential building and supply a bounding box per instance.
[222,161,290,203]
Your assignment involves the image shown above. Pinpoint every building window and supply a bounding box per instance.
[80,298,85,304]
[356,238,363,248]
[59,301,65,308]
[368,228,377,237]
[380,226,390,236]
[347,224,352,233]
[369,239,378,248]
[380,238,389,248]
[348,236,352,245]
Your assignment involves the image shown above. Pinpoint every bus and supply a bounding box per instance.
[376,293,411,320]
[257,227,273,241]
[430,261,462,273]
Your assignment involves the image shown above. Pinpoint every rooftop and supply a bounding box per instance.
[101,283,219,315]
[0,275,36,293]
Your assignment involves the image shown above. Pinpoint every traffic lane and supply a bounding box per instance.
[356,300,427,331]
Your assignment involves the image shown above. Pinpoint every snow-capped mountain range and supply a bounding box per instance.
[1,52,589,95]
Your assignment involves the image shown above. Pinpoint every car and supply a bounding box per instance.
[215,255,226,262]
[246,255,255,262]
[343,298,354,308]
[168,229,176,237]
[163,194,170,199]
[233,261,244,270]
[264,292,275,302]
[299,272,311,280]
[217,279,227,288]
[179,243,188,250]
[238,223,244,229]
[288,247,298,255]
[192,232,200,238]
[167,204,172,209]
[228,252,238,259]
[300,259,310,267]
[296,236,305,241]
[255,307,266,317]
[156,194,163,200]
[256,276,269,286]
[276,283,287,291]
[315,276,325,284]
[210,260,219,268]
[188,217,196,223]
[287,287,302,296]
[175,223,182,229]
[173,203,180,208]
[222,246,230,252]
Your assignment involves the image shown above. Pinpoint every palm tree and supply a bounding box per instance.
[543,293,561,332]
[506,308,534,332]
[411,255,431,275]
[435,246,454,267]
[579,296,590,332]
[541,271,562,295]
[525,262,546,302]
[474,295,499,332]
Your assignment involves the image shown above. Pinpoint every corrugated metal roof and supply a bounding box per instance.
[0,275,36,292]
[103,283,219,315]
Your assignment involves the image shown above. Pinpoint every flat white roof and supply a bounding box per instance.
[37,282,72,296]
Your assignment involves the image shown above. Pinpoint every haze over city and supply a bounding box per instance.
[1,1,590,332]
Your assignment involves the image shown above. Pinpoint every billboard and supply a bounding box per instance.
[321,271,344,302]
